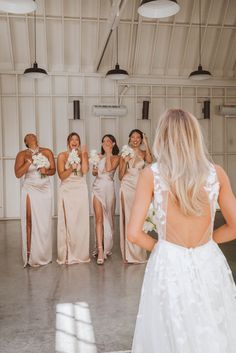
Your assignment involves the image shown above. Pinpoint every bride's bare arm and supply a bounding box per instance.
[213,165,236,243]
[127,166,157,251]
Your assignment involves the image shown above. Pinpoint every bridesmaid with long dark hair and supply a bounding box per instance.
[119,129,152,263]
[92,134,120,265]
[57,132,90,265]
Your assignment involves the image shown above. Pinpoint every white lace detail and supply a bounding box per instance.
[151,163,167,239]
[204,164,220,234]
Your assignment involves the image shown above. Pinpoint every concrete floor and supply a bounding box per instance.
[0,213,235,353]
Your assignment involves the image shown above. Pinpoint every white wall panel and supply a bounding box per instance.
[227,155,236,194]
[53,97,68,154]
[4,160,20,217]
[19,97,36,149]
[212,98,224,154]
[36,97,52,149]
[1,74,236,218]
[1,74,16,95]
[2,97,18,156]
[47,19,63,71]
[10,18,29,70]
[81,22,98,72]
[227,118,236,153]
[64,21,80,72]
[119,97,136,147]
[0,18,12,70]
[18,76,34,95]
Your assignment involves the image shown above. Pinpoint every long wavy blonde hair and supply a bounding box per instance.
[153,109,211,216]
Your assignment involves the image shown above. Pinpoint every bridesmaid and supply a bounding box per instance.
[57,132,90,265]
[14,133,55,267]
[119,129,152,263]
[92,135,120,265]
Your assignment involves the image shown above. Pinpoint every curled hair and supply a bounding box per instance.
[128,129,143,143]
[101,134,119,155]
[153,109,210,216]
[67,132,81,147]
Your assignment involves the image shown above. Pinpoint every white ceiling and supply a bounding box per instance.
[0,0,235,79]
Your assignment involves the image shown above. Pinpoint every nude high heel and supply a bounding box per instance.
[97,246,104,265]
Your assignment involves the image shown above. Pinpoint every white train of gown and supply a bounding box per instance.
[131,163,236,353]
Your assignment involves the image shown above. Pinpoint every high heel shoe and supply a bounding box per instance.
[97,246,104,265]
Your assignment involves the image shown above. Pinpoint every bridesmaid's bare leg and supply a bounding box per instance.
[26,195,32,262]
[93,196,104,264]
[120,192,128,263]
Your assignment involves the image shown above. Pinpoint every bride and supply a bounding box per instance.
[128,109,236,353]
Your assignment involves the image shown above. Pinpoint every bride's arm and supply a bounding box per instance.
[213,165,236,243]
[127,166,156,251]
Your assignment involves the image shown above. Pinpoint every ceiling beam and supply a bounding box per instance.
[94,0,128,72]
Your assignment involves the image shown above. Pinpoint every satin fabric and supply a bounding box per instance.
[120,154,147,263]
[57,162,90,265]
[92,157,116,258]
[21,163,52,267]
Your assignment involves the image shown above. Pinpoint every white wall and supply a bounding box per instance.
[0,73,236,219]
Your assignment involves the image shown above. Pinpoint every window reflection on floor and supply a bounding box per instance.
[55,302,97,353]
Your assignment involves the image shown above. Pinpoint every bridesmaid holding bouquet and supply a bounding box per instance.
[57,132,90,265]
[91,135,120,264]
[15,133,55,267]
[119,129,152,263]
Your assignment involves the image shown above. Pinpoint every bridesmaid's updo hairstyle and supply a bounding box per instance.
[24,135,29,148]
[128,129,143,143]
[101,134,119,155]
[67,132,81,147]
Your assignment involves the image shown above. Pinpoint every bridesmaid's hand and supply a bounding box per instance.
[39,167,47,175]
[92,165,98,176]
[124,155,131,163]
[71,163,77,170]
[143,134,149,148]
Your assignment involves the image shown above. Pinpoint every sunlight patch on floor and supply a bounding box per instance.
[55,302,97,353]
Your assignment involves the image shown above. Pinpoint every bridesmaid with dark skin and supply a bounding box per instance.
[15,133,55,266]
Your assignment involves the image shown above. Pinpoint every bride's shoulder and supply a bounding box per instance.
[214,164,229,184]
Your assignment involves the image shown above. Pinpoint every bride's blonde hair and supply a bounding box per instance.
[153,109,210,216]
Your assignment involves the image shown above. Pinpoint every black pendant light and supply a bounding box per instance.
[106,26,129,80]
[189,0,211,80]
[138,0,180,19]
[24,1,47,79]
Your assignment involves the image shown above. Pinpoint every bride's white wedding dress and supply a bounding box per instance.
[131,163,236,353]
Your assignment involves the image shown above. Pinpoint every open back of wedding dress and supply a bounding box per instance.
[131,163,236,353]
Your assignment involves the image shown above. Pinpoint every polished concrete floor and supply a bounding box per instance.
[0,213,235,353]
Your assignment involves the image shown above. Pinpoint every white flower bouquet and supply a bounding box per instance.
[32,153,50,178]
[143,203,157,233]
[120,145,135,159]
[89,149,100,167]
[68,149,81,175]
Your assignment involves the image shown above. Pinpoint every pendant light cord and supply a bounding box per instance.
[34,0,36,64]
[199,0,201,66]
[116,26,118,65]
